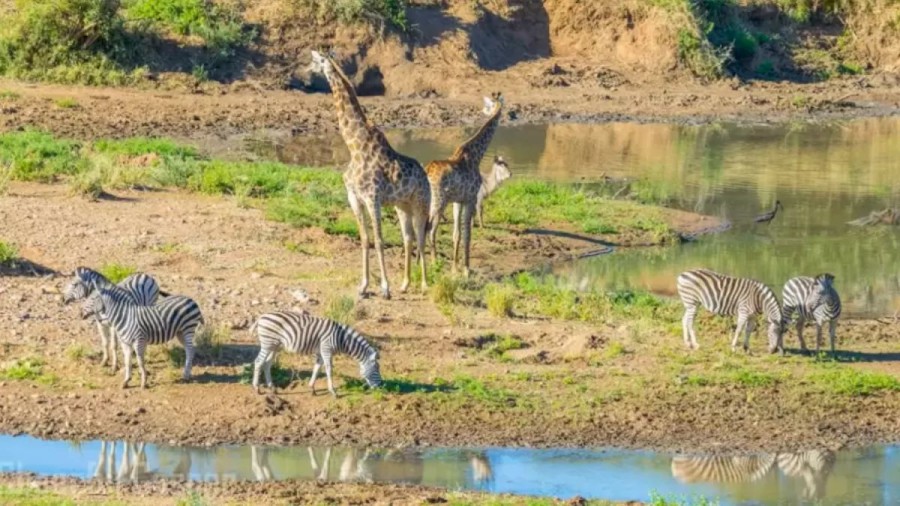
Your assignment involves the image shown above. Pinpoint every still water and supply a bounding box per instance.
[261,119,900,317]
[0,435,898,505]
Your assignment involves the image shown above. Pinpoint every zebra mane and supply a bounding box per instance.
[334,321,378,362]
[74,267,114,289]
[757,282,783,324]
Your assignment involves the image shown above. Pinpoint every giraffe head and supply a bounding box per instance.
[482,92,504,116]
[491,155,511,183]
[308,50,335,78]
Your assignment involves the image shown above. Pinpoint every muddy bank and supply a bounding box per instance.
[0,474,622,506]
[1,77,898,143]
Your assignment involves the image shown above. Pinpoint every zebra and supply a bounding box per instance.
[671,454,776,484]
[81,282,202,389]
[62,267,167,370]
[782,273,842,356]
[475,155,512,228]
[250,311,382,397]
[677,269,784,353]
[777,450,835,500]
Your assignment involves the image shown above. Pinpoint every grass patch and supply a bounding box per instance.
[451,374,517,406]
[810,365,900,396]
[308,0,410,32]
[66,344,92,361]
[484,283,515,318]
[0,131,85,182]
[324,294,359,325]
[0,486,87,506]
[430,274,460,305]
[238,362,294,389]
[195,324,228,361]
[98,263,136,283]
[0,90,20,99]
[54,97,79,109]
[0,357,57,385]
[0,240,18,264]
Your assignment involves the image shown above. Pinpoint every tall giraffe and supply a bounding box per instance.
[309,51,431,299]
[425,93,503,276]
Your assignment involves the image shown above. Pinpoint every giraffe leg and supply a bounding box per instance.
[451,202,462,273]
[347,190,371,298]
[365,200,390,300]
[396,208,413,294]
[429,198,445,264]
[460,201,475,278]
[413,208,429,292]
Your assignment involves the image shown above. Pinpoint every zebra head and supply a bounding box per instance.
[807,273,836,309]
[767,320,785,354]
[81,291,104,320]
[62,278,90,304]
[492,155,511,184]
[359,351,382,388]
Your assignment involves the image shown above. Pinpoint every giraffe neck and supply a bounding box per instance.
[322,57,388,159]
[452,105,502,167]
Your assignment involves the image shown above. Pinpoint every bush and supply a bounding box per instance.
[325,295,358,325]
[0,240,18,264]
[99,263,136,283]
[485,283,515,318]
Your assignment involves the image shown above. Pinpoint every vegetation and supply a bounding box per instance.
[238,361,293,388]
[0,358,57,385]
[302,0,409,31]
[0,240,18,265]
[325,294,359,325]
[98,262,136,283]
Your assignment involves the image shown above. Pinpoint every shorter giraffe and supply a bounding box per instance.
[476,155,512,228]
[425,93,504,276]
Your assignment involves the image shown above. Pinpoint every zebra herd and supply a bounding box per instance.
[62,267,382,393]
[677,268,842,355]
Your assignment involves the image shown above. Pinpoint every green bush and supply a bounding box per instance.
[0,240,18,265]
[0,131,85,182]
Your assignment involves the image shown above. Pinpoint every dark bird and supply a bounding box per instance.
[754,200,783,224]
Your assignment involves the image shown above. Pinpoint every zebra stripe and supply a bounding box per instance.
[63,267,164,370]
[82,283,203,389]
[777,450,835,500]
[677,269,784,353]
[782,274,842,355]
[671,454,775,484]
[251,311,382,397]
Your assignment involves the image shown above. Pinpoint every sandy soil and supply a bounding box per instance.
[1,73,898,144]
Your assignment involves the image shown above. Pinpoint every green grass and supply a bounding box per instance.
[810,365,900,395]
[0,131,85,182]
[430,274,460,305]
[0,240,18,264]
[195,324,228,361]
[324,295,358,325]
[0,90,20,99]
[175,490,208,506]
[98,263,136,283]
[238,361,297,389]
[649,491,719,506]
[66,344,92,361]
[54,97,79,108]
[484,283,516,318]
[0,357,57,385]
[0,487,79,506]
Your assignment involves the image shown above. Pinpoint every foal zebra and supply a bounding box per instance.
[782,274,842,356]
[63,267,166,370]
[81,282,202,389]
[250,311,382,397]
[677,269,784,353]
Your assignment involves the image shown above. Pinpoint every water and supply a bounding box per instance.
[262,119,900,317]
[1,435,898,504]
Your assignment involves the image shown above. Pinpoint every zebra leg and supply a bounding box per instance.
[135,340,148,389]
[815,322,823,355]
[252,348,268,394]
[96,320,110,367]
[796,315,808,353]
[744,318,755,353]
[829,319,837,357]
[731,315,747,352]
[309,354,323,395]
[121,342,133,389]
[681,305,698,349]
[323,352,337,398]
[264,351,277,393]
[109,326,118,372]
[181,330,195,381]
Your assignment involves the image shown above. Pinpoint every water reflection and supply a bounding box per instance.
[672,450,836,501]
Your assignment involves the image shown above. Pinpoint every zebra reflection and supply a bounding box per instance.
[93,441,191,484]
[671,450,835,500]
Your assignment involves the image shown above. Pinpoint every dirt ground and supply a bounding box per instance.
[1,72,899,144]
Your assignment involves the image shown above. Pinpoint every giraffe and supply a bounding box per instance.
[308,51,431,299]
[425,93,503,276]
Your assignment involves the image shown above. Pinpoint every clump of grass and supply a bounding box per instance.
[485,334,527,361]
[54,97,79,108]
[430,274,460,305]
[649,491,720,506]
[451,374,517,406]
[66,344,92,361]
[604,341,627,359]
[325,294,359,325]
[69,168,105,199]
[0,130,85,182]
[0,90,19,100]
[307,0,409,32]
[0,240,18,265]
[176,490,208,506]
[0,163,10,195]
[810,366,900,396]
[484,283,515,318]
[98,262,136,283]
[195,324,228,361]
[0,357,57,385]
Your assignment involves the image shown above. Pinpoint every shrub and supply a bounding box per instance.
[485,283,515,318]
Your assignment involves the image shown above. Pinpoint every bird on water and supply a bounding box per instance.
[754,200,783,225]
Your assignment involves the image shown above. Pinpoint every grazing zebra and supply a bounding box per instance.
[671,454,776,484]
[81,282,202,389]
[63,267,166,370]
[250,311,382,397]
[782,274,842,356]
[777,450,835,500]
[677,269,784,353]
